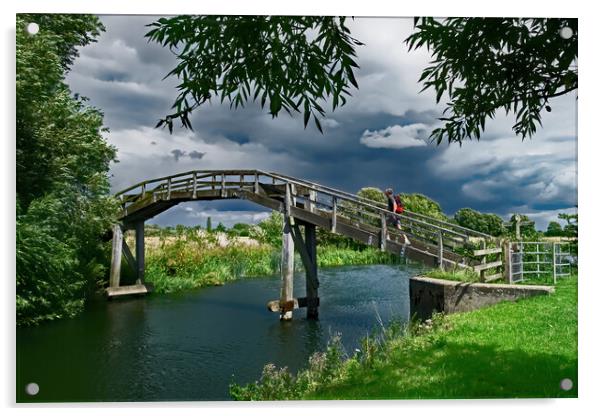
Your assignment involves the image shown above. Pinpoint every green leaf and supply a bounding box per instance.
[314,115,323,134]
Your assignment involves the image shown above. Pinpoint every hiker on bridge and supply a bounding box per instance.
[384,188,402,229]
[384,188,411,246]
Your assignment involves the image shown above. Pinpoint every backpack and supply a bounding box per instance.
[394,195,404,214]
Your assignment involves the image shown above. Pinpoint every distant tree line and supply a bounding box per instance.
[356,187,577,239]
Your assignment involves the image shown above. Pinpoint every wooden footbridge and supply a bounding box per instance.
[109,169,505,320]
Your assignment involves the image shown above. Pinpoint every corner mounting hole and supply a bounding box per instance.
[559,26,573,40]
[560,378,573,391]
[25,382,39,396]
[26,22,39,36]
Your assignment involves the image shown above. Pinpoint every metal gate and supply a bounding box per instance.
[509,241,573,284]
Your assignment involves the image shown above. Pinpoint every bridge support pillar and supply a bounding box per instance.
[135,220,145,283]
[280,217,295,320]
[304,223,319,320]
[109,224,123,288]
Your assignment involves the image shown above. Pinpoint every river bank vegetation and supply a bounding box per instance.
[142,212,398,294]
[16,15,117,326]
[230,275,578,400]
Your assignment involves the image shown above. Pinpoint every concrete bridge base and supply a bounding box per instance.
[409,276,554,320]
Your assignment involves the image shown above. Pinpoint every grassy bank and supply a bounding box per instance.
[144,233,397,293]
[231,276,578,400]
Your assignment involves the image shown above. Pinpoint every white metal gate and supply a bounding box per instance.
[509,241,573,284]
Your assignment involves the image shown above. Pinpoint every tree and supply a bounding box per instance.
[206,216,212,232]
[406,18,577,144]
[255,211,284,247]
[16,14,116,326]
[148,16,576,142]
[545,221,564,237]
[454,208,505,236]
[229,223,252,237]
[558,213,578,238]
[145,16,363,133]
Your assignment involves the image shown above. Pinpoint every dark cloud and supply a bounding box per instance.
[189,151,206,159]
[171,149,186,161]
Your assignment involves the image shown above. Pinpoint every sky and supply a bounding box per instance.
[65,15,578,230]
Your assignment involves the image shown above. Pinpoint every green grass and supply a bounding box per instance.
[309,276,578,399]
[317,246,397,268]
[231,276,577,400]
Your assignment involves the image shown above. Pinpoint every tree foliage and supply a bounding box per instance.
[406,18,578,144]
[146,16,363,133]
[545,221,564,237]
[558,213,578,237]
[148,16,576,143]
[399,193,448,221]
[356,187,387,205]
[454,208,505,236]
[16,14,117,325]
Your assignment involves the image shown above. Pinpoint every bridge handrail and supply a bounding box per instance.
[259,171,492,240]
[114,170,260,196]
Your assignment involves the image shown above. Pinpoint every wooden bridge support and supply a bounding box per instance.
[280,217,295,320]
[109,224,123,288]
[275,216,320,321]
[107,221,149,297]
[135,220,145,283]
[303,223,319,320]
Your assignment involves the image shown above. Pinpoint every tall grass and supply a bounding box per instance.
[146,240,279,293]
[144,231,399,294]
[317,246,397,267]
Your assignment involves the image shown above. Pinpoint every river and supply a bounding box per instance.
[16,263,423,402]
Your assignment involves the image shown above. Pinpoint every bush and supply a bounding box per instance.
[399,193,449,221]
[230,333,348,400]
[16,189,117,325]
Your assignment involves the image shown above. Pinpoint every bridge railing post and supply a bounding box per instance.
[380,213,387,252]
[284,183,291,218]
[167,178,172,200]
[192,172,198,199]
[304,188,317,213]
[221,174,226,198]
[438,231,444,269]
[331,196,337,233]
